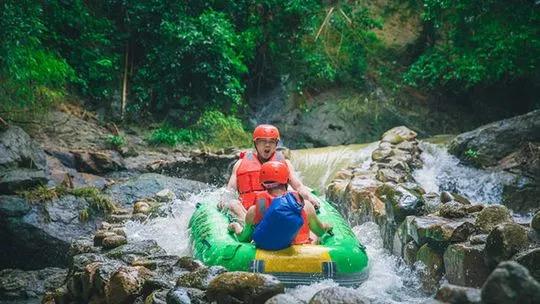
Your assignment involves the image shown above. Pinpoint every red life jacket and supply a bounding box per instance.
[253,191,311,245]
[236,151,286,209]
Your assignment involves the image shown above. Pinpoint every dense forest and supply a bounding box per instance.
[1,0,539,147]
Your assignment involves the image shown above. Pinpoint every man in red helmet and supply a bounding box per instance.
[228,161,330,249]
[218,124,320,220]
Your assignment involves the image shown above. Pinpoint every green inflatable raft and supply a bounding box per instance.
[189,195,369,286]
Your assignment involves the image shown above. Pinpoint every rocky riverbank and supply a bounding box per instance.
[327,119,540,302]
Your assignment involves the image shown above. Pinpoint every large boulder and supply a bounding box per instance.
[0,267,67,300]
[513,247,540,282]
[176,266,227,290]
[308,286,369,304]
[475,205,512,234]
[0,126,48,194]
[105,173,208,207]
[0,195,103,269]
[484,223,529,269]
[105,266,153,304]
[449,110,540,167]
[443,242,490,287]
[481,261,540,304]
[376,183,424,225]
[71,150,126,174]
[531,211,540,231]
[416,243,445,293]
[407,216,476,246]
[206,272,284,304]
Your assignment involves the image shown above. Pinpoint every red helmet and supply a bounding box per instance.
[259,161,289,185]
[253,124,280,141]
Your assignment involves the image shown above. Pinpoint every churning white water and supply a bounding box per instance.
[413,142,515,204]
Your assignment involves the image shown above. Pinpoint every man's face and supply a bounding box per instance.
[254,138,278,161]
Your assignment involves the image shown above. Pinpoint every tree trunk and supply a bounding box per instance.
[121,43,129,120]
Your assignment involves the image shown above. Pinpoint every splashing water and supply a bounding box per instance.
[125,188,222,256]
[413,142,515,204]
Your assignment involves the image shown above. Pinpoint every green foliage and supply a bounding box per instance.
[0,1,74,119]
[106,134,126,149]
[149,111,251,149]
[464,148,479,159]
[405,0,540,92]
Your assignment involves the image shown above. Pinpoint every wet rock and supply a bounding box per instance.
[532,211,540,231]
[176,266,227,290]
[176,257,204,272]
[206,272,284,304]
[70,253,106,273]
[481,261,540,304]
[451,193,472,205]
[102,235,128,249]
[106,240,167,261]
[372,147,394,162]
[443,242,490,287]
[105,266,154,304]
[0,168,48,194]
[94,231,118,247]
[70,237,99,256]
[475,205,512,234]
[416,243,445,293]
[0,195,102,269]
[469,234,488,245]
[463,204,483,213]
[72,150,126,174]
[513,247,540,281]
[403,241,419,265]
[435,283,481,304]
[423,192,442,214]
[155,189,176,202]
[0,267,67,300]
[377,183,424,224]
[167,287,207,304]
[309,286,369,304]
[265,293,305,304]
[439,201,468,219]
[381,126,417,145]
[376,167,406,183]
[408,216,476,245]
[145,289,168,304]
[484,223,529,269]
[440,191,454,204]
[448,109,540,167]
[105,173,208,207]
[133,201,152,214]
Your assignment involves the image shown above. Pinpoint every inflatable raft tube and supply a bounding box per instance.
[189,195,369,287]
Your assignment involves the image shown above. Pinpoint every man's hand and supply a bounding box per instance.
[299,187,320,209]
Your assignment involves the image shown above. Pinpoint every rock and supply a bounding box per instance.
[144,289,168,304]
[308,286,369,304]
[513,247,540,281]
[0,195,102,269]
[381,126,417,145]
[377,183,424,224]
[532,211,540,231]
[435,283,481,304]
[155,189,176,202]
[72,150,126,174]
[0,267,67,300]
[176,266,227,290]
[475,205,512,234]
[403,241,419,265]
[105,173,208,207]
[469,234,488,245]
[176,257,203,272]
[0,169,48,194]
[166,287,207,304]
[106,240,167,261]
[481,261,540,304]
[448,110,540,167]
[423,192,442,214]
[416,243,445,293]
[94,231,118,247]
[451,193,472,205]
[376,167,406,183]
[70,237,99,256]
[206,272,284,304]
[105,266,154,304]
[440,191,454,204]
[439,201,468,219]
[372,147,394,162]
[0,126,46,170]
[443,242,490,287]
[408,216,476,245]
[70,253,106,273]
[0,195,31,217]
[484,223,529,269]
[265,293,304,304]
[102,235,128,249]
[133,201,152,214]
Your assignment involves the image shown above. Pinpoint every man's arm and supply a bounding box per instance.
[286,160,320,208]
[218,160,241,209]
